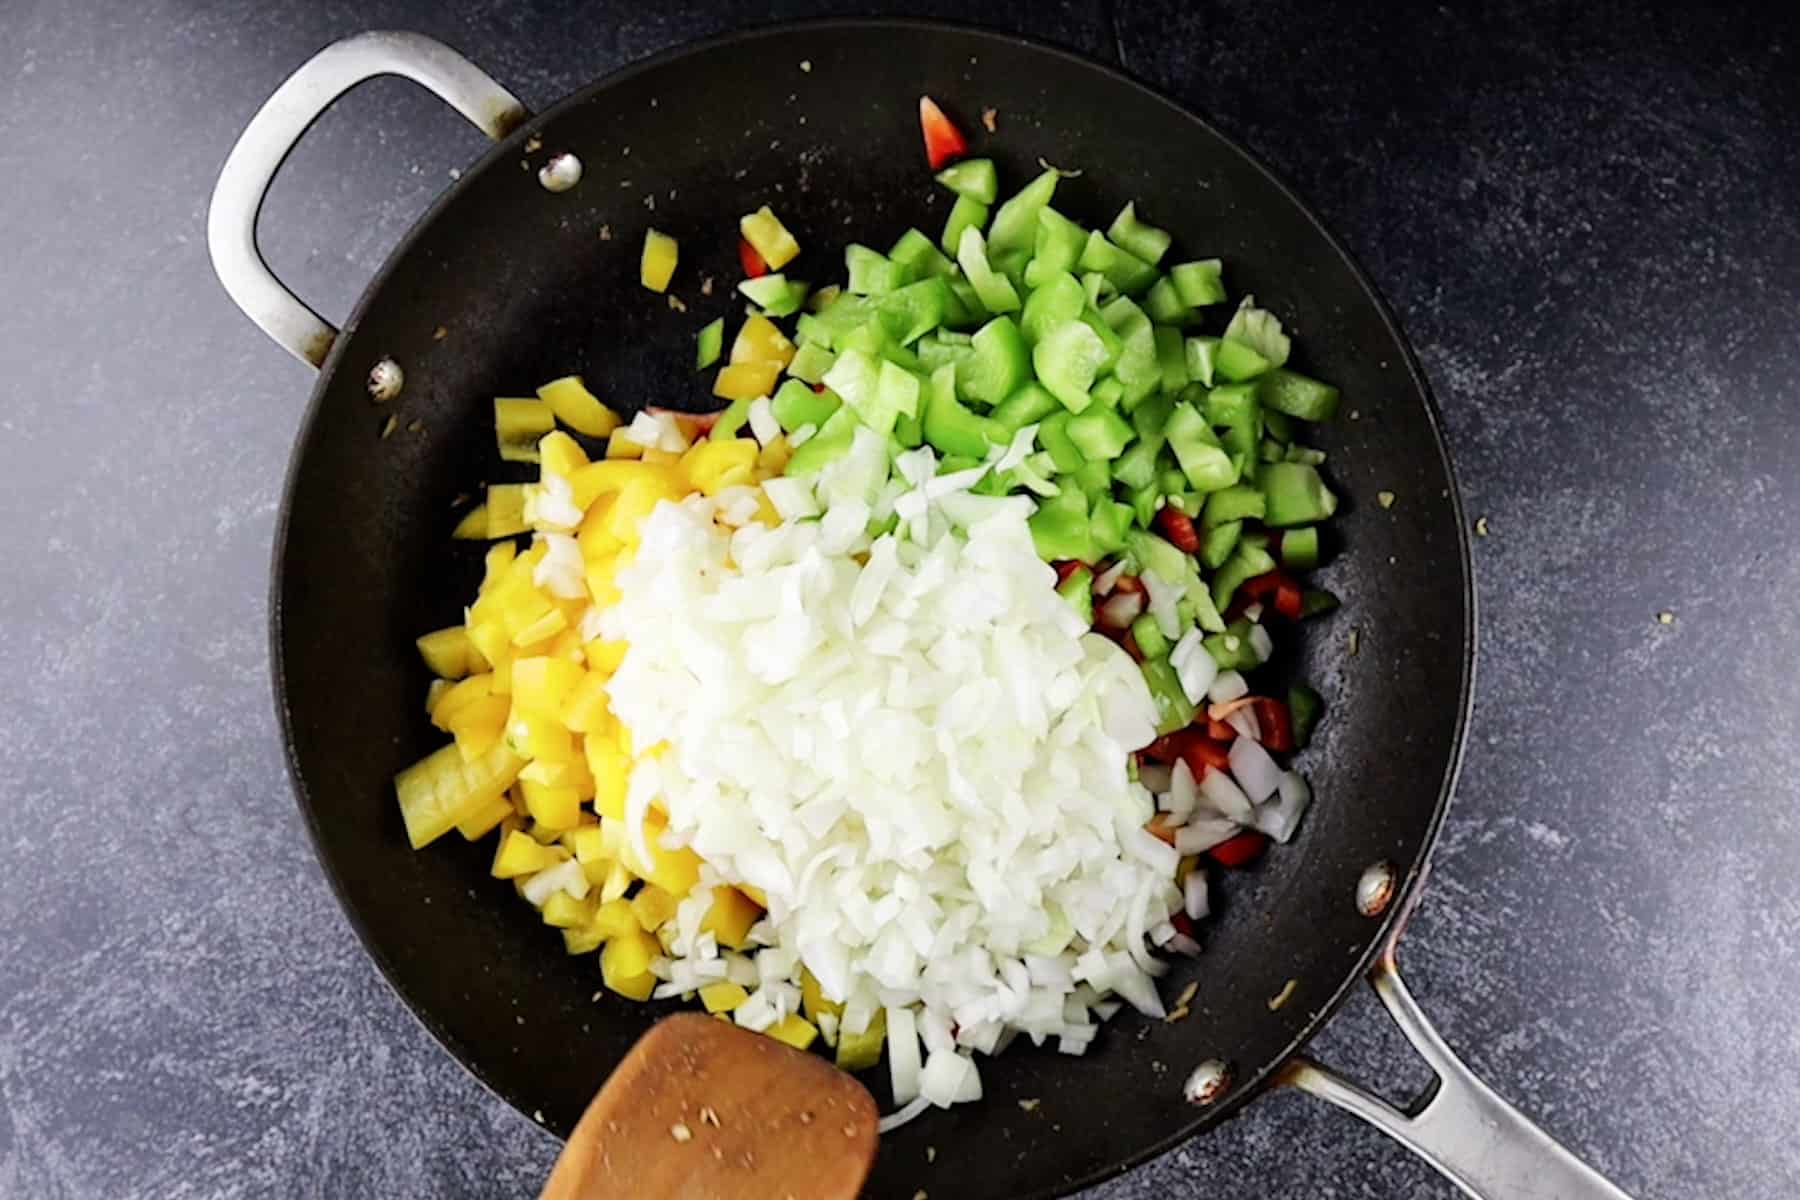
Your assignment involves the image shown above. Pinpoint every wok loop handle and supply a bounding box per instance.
[1280,945,1634,1200]
[207,31,528,369]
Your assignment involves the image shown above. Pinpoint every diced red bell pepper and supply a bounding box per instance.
[1053,560,1088,588]
[1179,736,1231,776]
[1240,569,1305,620]
[1154,506,1200,553]
[1206,718,1237,742]
[737,237,768,279]
[918,96,969,170]
[811,382,828,393]
[1208,831,1268,868]
[1110,573,1145,597]
[1169,910,1197,939]
[1250,697,1294,752]
[646,406,719,439]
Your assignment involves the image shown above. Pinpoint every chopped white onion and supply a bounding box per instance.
[1253,771,1313,844]
[1197,767,1255,823]
[747,396,780,445]
[1140,569,1182,641]
[1174,815,1241,856]
[1184,868,1210,920]
[877,1094,933,1133]
[1094,560,1128,594]
[1226,706,1262,743]
[1206,669,1248,704]
[1098,591,1144,630]
[886,1005,922,1104]
[1229,736,1283,803]
[1248,622,1274,663]
[1137,763,1173,795]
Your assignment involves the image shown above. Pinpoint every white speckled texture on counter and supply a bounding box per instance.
[1,1,1796,1197]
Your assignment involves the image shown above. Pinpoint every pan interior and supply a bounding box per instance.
[272,21,1470,1199]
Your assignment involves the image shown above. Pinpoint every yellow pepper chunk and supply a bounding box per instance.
[800,967,843,1025]
[624,812,703,897]
[712,361,781,403]
[584,638,628,675]
[640,228,678,293]
[834,1008,887,1072]
[601,930,661,1000]
[429,673,494,730]
[541,890,596,929]
[453,795,513,841]
[629,884,678,932]
[680,438,759,496]
[599,859,634,903]
[510,656,584,715]
[538,376,622,438]
[520,776,581,830]
[559,671,612,734]
[538,429,590,477]
[605,429,645,459]
[563,824,608,864]
[756,434,793,476]
[738,205,801,270]
[699,887,763,950]
[765,1014,819,1052]
[584,740,630,821]
[729,313,797,369]
[562,925,605,955]
[510,605,568,649]
[592,897,639,940]
[569,458,682,505]
[699,982,749,1014]
[505,707,574,762]
[481,541,518,587]
[491,828,566,878]
[451,504,488,539]
[448,695,511,762]
[465,623,510,682]
[485,484,530,538]
[495,398,556,462]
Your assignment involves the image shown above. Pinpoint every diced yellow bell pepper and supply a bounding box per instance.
[699,981,749,1014]
[486,484,530,537]
[537,376,622,438]
[699,887,763,950]
[738,206,801,270]
[739,883,769,908]
[506,707,575,762]
[592,897,638,940]
[452,504,488,540]
[538,430,590,478]
[584,638,629,675]
[757,434,793,475]
[629,884,678,932]
[583,556,624,611]
[577,498,621,563]
[585,743,630,821]
[495,398,556,462]
[542,890,596,929]
[490,827,567,879]
[562,924,606,955]
[510,605,568,649]
[729,313,797,369]
[801,968,843,1025]
[834,1008,886,1072]
[454,794,514,841]
[712,361,781,402]
[563,823,608,861]
[490,653,514,696]
[429,673,494,730]
[752,489,782,527]
[601,929,661,1001]
[511,656,584,715]
[520,776,581,830]
[604,477,683,546]
[605,428,645,459]
[481,541,518,587]
[599,860,634,903]
[527,820,565,846]
[507,784,530,818]
[559,671,612,734]
[655,922,680,954]
[642,447,682,466]
[765,1014,819,1052]
[449,695,510,762]
[465,621,510,678]
[424,678,450,714]
[640,228,678,293]
[569,459,682,508]
[579,858,611,888]
[680,438,759,496]
[623,817,703,898]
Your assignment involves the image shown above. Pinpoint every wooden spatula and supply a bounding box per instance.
[540,1012,880,1200]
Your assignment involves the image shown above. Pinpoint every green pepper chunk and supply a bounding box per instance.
[846,244,911,296]
[695,318,724,370]
[889,228,957,279]
[914,330,972,373]
[1169,260,1227,307]
[1288,683,1323,749]
[1036,411,1087,473]
[1056,564,1095,623]
[1033,207,1088,277]
[1090,498,1133,554]
[987,168,1060,258]
[739,273,809,316]
[709,395,753,441]
[786,341,836,385]
[1079,230,1159,296]
[1259,367,1342,422]
[1166,404,1238,492]
[1202,483,1266,526]
[1199,519,1241,569]
[1028,488,1094,561]
[935,158,999,205]
[956,316,1030,408]
[1185,335,1220,386]
[1279,526,1321,570]
[771,378,840,433]
[1033,320,1107,413]
[784,405,860,476]
[1020,271,1086,346]
[1154,325,1187,394]
[1143,277,1190,325]
[923,364,1006,458]
[955,227,1022,314]
[877,277,953,345]
[1106,202,1173,266]
[1066,407,1134,461]
[1113,438,1159,491]
[1213,338,1273,382]
[1301,588,1340,619]
[991,382,1061,432]
[1210,540,1278,612]
[1140,657,1196,735]
[1259,461,1338,526]
[940,194,990,258]
[1203,617,1263,671]
[1263,408,1294,444]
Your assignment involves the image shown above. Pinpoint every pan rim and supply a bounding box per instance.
[266,16,1477,1196]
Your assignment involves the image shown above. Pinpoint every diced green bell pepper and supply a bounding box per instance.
[785,404,860,476]
[991,382,1061,432]
[923,364,1006,458]
[1301,588,1340,619]
[695,317,724,370]
[1091,377,1124,411]
[1066,407,1133,461]
[915,330,973,373]
[1056,564,1095,622]
[894,407,924,448]
[1185,335,1220,386]
[1100,298,1160,408]
[944,278,987,328]
[1202,483,1266,526]
[1140,657,1196,735]
[956,227,1021,314]
[1028,487,1094,561]
[1090,498,1133,554]
[1214,338,1273,382]
[1288,683,1323,749]
[957,316,1030,408]
[1033,320,1107,413]
[1128,481,1160,528]
[1263,408,1294,444]
[1259,367,1341,422]
[889,228,957,279]
[1112,437,1159,491]
[786,341,836,385]
[1203,617,1263,671]
[1165,403,1238,492]
[877,277,953,345]
[1106,202,1172,266]
[941,194,990,258]
[1223,299,1291,367]
[772,378,840,432]
[1020,271,1086,346]
[1130,613,1170,660]
[935,158,999,205]
[839,319,922,373]
[1070,459,1112,499]
[846,244,911,296]
[1279,525,1321,570]
[1260,461,1338,526]
[709,395,753,441]
[1199,519,1241,569]
[1143,277,1190,325]
[739,273,809,316]
[987,168,1060,258]
[1079,230,1159,296]
[1169,259,1226,307]
[1033,207,1088,277]
[1154,325,1188,394]
[1210,540,1278,612]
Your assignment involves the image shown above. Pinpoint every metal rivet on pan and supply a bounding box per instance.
[1183,1059,1232,1106]
[367,356,403,402]
[538,152,583,192]
[1356,861,1398,917]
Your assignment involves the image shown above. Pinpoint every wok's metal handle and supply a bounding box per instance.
[206,31,528,369]
[1279,943,1634,1200]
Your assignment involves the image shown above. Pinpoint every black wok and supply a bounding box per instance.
[210,20,1629,1199]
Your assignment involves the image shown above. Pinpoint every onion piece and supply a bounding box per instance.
[886,1005,922,1104]
[1173,815,1239,855]
[1140,570,1182,641]
[1197,767,1255,823]
[748,396,780,445]
[1138,763,1173,795]
[878,1094,933,1134]
[1097,591,1144,630]
[1206,669,1248,704]
[1248,622,1274,663]
[1094,561,1128,594]
[1225,706,1262,743]
[1184,868,1210,920]
[1254,771,1313,844]
[1229,735,1283,803]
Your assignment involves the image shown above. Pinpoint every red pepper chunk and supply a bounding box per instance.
[1154,506,1200,553]
[1052,560,1088,587]
[1208,831,1269,868]
[1206,718,1237,742]
[918,96,969,170]
[1250,697,1294,752]
[1242,569,1305,620]
[737,237,768,279]
[1110,573,1145,597]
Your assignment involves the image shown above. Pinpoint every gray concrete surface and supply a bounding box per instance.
[1,1,1795,1196]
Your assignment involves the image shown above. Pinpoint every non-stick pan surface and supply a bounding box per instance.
[269,20,1471,1198]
